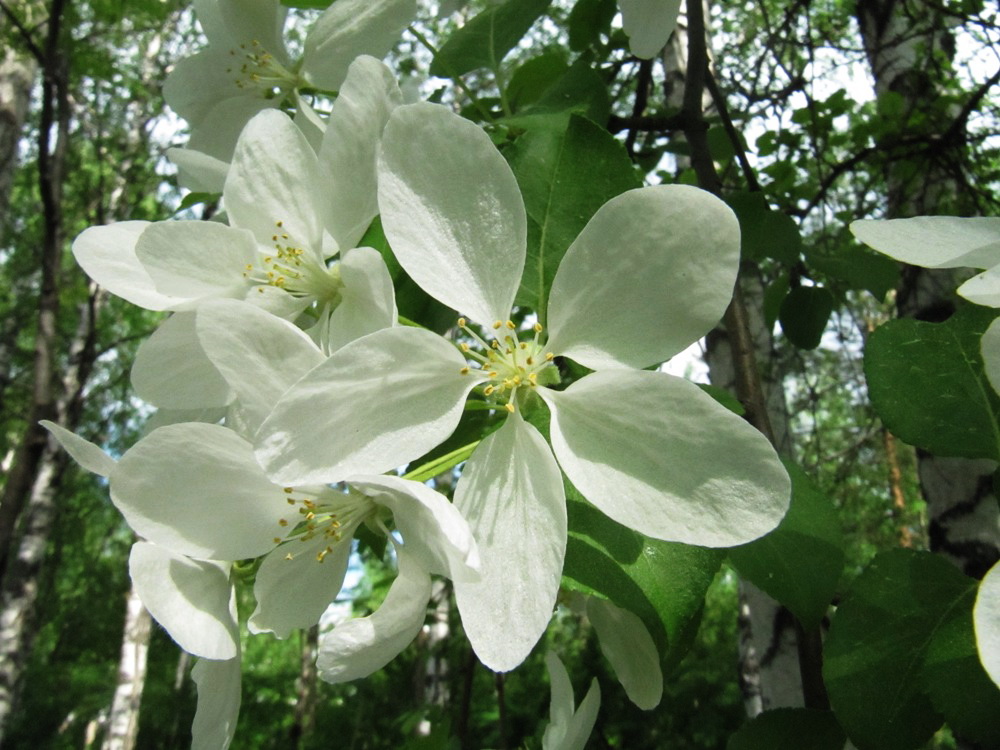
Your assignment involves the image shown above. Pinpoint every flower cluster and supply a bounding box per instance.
[50,1,792,746]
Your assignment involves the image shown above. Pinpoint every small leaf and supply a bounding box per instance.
[864,303,1000,460]
[806,241,899,299]
[726,192,801,264]
[823,549,976,750]
[728,461,843,631]
[697,384,745,415]
[779,285,834,350]
[505,52,569,113]
[174,191,220,214]
[567,0,616,51]
[763,273,790,331]
[503,57,610,126]
[430,0,552,77]
[727,709,846,750]
[563,485,724,667]
[504,114,640,315]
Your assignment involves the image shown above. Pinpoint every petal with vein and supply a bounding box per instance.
[132,312,233,410]
[542,370,790,547]
[191,655,241,750]
[72,221,180,311]
[349,474,480,582]
[546,185,739,370]
[326,248,398,353]
[40,420,116,477]
[225,110,324,256]
[112,423,283,560]
[129,541,238,660]
[379,102,526,326]
[453,412,566,672]
[256,326,482,485]
[851,216,1000,269]
[196,300,323,434]
[320,56,402,250]
[586,596,662,709]
[303,0,416,91]
[316,549,431,683]
[249,532,353,639]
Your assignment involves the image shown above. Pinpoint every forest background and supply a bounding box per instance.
[0,0,999,748]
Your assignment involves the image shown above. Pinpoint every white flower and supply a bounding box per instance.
[542,652,601,750]
[164,0,416,161]
[255,102,790,670]
[975,559,1000,689]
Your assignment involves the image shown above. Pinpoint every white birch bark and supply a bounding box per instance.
[101,583,152,750]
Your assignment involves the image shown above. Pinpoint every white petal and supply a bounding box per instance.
[585,596,661,710]
[135,220,256,301]
[129,542,238,660]
[112,423,284,560]
[453,412,566,672]
[256,326,483,485]
[142,407,227,435]
[40,420,116,477]
[163,48,237,125]
[958,266,1000,307]
[72,221,181,310]
[167,147,230,194]
[851,216,1000,269]
[349,474,479,582]
[187,95,280,163]
[196,300,324,433]
[131,312,233,410]
[975,560,1000,688]
[249,532,353,639]
[378,102,526,326]
[982,318,1000,396]
[546,185,739,370]
[191,655,241,750]
[319,56,402,250]
[541,370,790,546]
[216,0,288,59]
[225,110,324,256]
[316,549,431,683]
[326,248,398,353]
[303,0,416,91]
[294,97,326,153]
[542,652,601,750]
[619,0,682,59]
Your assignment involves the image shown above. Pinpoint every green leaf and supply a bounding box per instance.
[923,587,1000,746]
[726,192,801,264]
[280,0,333,7]
[429,0,552,77]
[567,0,616,51]
[806,241,899,299]
[697,384,745,415]
[763,273,790,331]
[174,191,219,214]
[824,549,977,750]
[505,52,569,113]
[502,57,610,126]
[727,709,846,750]
[864,303,1000,460]
[779,286,834,350]
[562,485,724,667]
[729,461,844,631]
[504,114,640,316]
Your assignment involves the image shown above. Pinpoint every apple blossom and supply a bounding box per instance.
[255,102,791,670]
[542,652,601,750]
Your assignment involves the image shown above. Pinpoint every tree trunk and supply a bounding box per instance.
[101,582,152,750]
[856,0,1000,580]
[0,48,36,223]
[289,625,319,748]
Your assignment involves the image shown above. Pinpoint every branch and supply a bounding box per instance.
[0,0,44,61]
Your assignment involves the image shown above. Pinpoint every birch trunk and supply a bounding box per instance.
[0,48,35,223]
[101,583,152,750]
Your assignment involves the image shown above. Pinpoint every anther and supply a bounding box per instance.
[534,322,543,333]
[545,352,554,360]
[506,320,515,329]
[278,519,289,527]
[273,537,282,544]
[493,321,503,329]
[505,403,515,413]
[457,317,466,327]
[460,366,470,375]
[283,487,293,494]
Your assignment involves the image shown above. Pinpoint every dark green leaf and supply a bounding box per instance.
[697,384,745,415]
[503,57,610,126]
[504,114,640,314]
[567,0,616,51]
[563,485,724,666]
[430,0,552,77]
[779,286,834,349]
[763,273,790,331]
[726,192,801,264]
[505,52,569,113]
[727,708,846,750]
[824,549,976,750]
[864,304,1000,460]
[174,191,219,214]
[280,0,333,7]
[729,461,844,631]
[806,242,899,299]
[923,587,1000,746]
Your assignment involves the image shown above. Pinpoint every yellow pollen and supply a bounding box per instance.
[505,403,515,413]
[457,317,467,327]
[460,343,470,352]
[278,519,288,527]
[528,373,538,385]
[534,322,543,332]
[493,321,503,329]
[546,352,554,360]
[305,512,315,521]
[460,366,470,375]
[484,385,495,395]
[506,320,515,329]
[245,263,253,271]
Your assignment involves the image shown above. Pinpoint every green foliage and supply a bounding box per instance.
[865,304,1000,460]
[727,708,846,750]
[729,461,844,631]
[429,0,553,77]
[779,285,835,350]
[824,549,1000,750]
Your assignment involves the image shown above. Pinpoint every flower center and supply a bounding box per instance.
[457,318,556,413]
[273,485,375,564]
[225,40,300,99]
[243,220,344,304]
